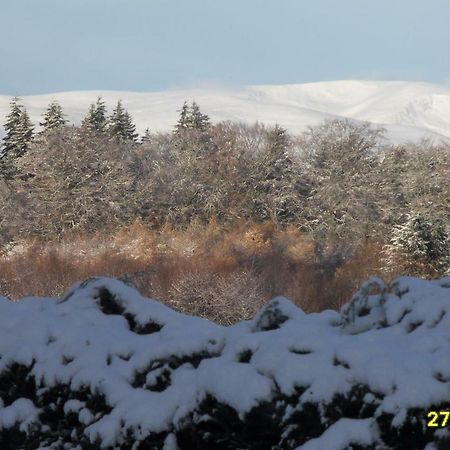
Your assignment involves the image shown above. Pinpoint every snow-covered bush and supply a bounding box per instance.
[0,276,450,449]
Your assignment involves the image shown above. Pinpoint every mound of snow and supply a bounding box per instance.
[1,80,450,144]
[0,276,449,449]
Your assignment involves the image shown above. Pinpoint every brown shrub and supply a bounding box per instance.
[0,221,386,323]
[167,270,267,325]
[0,241,148,299]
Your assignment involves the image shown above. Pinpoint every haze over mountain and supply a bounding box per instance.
[1,80,450,143]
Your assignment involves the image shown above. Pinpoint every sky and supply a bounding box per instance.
[1,0,450,95]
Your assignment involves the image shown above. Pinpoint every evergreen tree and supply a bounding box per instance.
[174,101,210,133]
[264,125,292,183]
[174,101,191,133]
[1,97,22,159]
[40,100,67,132]
[81,97,108,132]
[251,125,298,223]
[1,97,34,160]
[141,128,151,143]
[108,100,138,142]
[386,212,450,276]
[18,109,34,152]
[190,101,210,132]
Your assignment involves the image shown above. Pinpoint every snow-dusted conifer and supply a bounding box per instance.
[18,109,34,153]
[386,212,450,275]
[190,101,210,132]
[1,97,34,159]
[82,97,107,132]
[1,98,22,159]
[141,128,151,143]
[40,100,67,132]
[108,100,138,142]
[174,101,191,133]
[248,124,299,224]
[174,101,210,133]
[264,125,292,183]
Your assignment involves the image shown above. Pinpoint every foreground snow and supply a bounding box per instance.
[0,276,449,449]
[2,80,450,143]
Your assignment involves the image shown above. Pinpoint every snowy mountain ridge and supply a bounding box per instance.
[1,80,450,144]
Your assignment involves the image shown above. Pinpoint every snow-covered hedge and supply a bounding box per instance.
[0,276,450,449]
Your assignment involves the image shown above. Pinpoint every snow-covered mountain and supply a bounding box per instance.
[1,80,450,143]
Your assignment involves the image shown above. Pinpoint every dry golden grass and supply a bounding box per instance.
[0,220,386,323]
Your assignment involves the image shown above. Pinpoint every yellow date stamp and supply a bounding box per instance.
[426,411,450,428]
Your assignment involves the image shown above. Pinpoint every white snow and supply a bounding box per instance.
[0,275,449,448]
[295,418,377,450]
[63,399,85,414]
[0,398,40,433]
[162,433,179,450]
[1,80,450,143]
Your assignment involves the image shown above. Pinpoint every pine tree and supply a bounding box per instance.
[18,109,34,154]
[1,97,34,159]
[141,128,151,143]
[174,101,191,133]
[174,101,210,133]
[190,101,210,132]
[253,125,298,223]
[264,125,292,183]
[81,97,108,132]
[1,97,22,159]
[386,212,450,276]
[40,100,67,132]
[108,100,138,142]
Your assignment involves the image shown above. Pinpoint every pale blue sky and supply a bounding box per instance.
[1,0,449,95]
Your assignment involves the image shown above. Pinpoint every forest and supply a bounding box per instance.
[0,97,449,323]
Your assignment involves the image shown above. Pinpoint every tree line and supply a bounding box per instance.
[0,97,210,160]
[1,97,135,161]
[0,97,449,279]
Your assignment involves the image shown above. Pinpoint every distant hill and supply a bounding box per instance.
[1,80,450,143]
